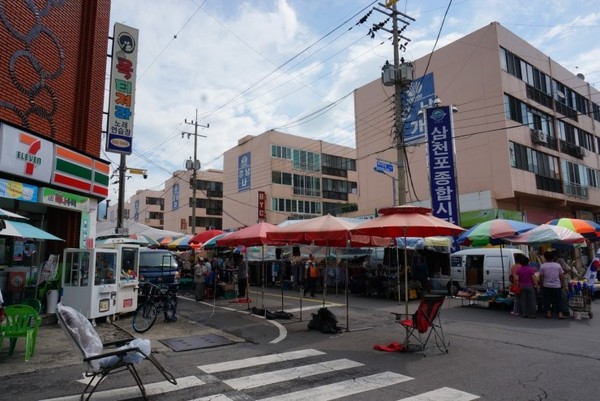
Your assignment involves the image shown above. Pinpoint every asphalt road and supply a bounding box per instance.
[2,286,599,400]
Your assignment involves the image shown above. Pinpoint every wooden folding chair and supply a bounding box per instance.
[392,295,449,356]
[56,303,177,400]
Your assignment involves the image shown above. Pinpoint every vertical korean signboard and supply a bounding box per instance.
[106,23,139,155]
[238,152,251,192]
[426,105,460,225]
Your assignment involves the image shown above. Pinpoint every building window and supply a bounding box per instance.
[293,149,321,172]
[195,180,223,198]
[272,171,292,185]
[271,144,292,159]
[322,178,357,201]
[504,94,555,140]
[323,202,358,216]
[271,197,321,215]
[293,174,321,197]
[509,141,562,193]
[321,153,356,177]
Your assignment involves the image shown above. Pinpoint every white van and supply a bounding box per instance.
[445,248,526,294]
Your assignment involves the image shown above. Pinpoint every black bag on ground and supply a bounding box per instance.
[307,307,341,334]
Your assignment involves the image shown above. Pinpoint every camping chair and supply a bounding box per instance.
[392,295,448,356]
[0,304,41,361]
[56,303,177,400]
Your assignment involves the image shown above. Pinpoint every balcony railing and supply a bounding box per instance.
[563,181,588,199]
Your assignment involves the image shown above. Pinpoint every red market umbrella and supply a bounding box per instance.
[351,205,466,315]
[266,214,387,247]
[546,218,600,239]
[190,229,224,245]
[216,222,279,247]
[267,214,388,330]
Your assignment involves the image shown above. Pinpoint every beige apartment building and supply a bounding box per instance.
[222,131,358,229]
[355,22,600,226]
[105,168,223,235]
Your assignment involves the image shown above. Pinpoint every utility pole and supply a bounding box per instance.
[115,159,148,232]
[183,109,208,235]
[376,1,414,206]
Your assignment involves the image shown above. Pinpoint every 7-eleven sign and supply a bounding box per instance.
[0,124,53,182]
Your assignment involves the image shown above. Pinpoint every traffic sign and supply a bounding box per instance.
[376,160,394,173]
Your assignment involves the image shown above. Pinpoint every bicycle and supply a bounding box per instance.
[132,281,178,333]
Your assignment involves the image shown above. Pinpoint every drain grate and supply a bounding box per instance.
[159,334,234,352]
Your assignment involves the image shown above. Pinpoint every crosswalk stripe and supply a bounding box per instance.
[258,371,413,401]
[397,387,480,401]
[198,349,326,373]
[285,304,341,313]
[39,375,203,401]
[189,394,236,401]
[224,358,364,390]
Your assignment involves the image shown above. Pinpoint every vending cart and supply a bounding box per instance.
[61,248,118,320]
[98,243,141,314]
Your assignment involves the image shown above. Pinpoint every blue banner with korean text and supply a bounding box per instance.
[402,73,435,145]
[238,152,251,192]
[426,105,460,225]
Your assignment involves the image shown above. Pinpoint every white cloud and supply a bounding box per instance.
[107,0,600,203]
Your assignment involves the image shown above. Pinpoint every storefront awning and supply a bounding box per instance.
[0,220,63,241]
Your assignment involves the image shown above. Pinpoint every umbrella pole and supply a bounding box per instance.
[281,255,284,311]
[322,246,329,307]
[261,245,265,310]
[345,262,350,332]
[396,246,401,306]
[404,229,409,316]
[500,244,505,294]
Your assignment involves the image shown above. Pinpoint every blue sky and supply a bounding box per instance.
[106,0,600,203]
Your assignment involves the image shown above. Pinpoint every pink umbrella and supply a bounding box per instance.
[351,205,465,314]
[266,214,388,247]
[216,222,279,247]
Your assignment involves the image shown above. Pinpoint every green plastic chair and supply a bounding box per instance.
[0,304,41,361]
[21,298,42,314]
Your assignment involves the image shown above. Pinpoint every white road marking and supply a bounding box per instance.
[40,375,203,401]
[258,371,414,401]
[224,358,364,390]
[198,348,325,373]
[189,395,236,401]
[397,387,480,401]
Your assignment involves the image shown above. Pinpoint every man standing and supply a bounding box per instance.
[305,254,318,298]
[194,258,206,301]
[237,254,249,299]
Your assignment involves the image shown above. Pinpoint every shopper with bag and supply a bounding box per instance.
[514,255,538,318]
[510,254,527,316]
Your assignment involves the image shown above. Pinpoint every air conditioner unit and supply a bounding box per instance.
[575,147,585,158]
[531,129,546,144]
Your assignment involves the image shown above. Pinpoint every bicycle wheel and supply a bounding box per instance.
[163,296,177,322]
[132,301,158,333]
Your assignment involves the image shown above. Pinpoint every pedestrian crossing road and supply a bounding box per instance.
[42,348,479,401]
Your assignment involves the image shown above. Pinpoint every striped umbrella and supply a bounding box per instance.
[167,235,194,250]
[546,218,600,238]
[129,233,160,247]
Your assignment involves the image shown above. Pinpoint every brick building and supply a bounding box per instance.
[0,1,112,263]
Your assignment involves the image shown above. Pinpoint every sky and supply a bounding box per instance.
[105,0,600,204]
